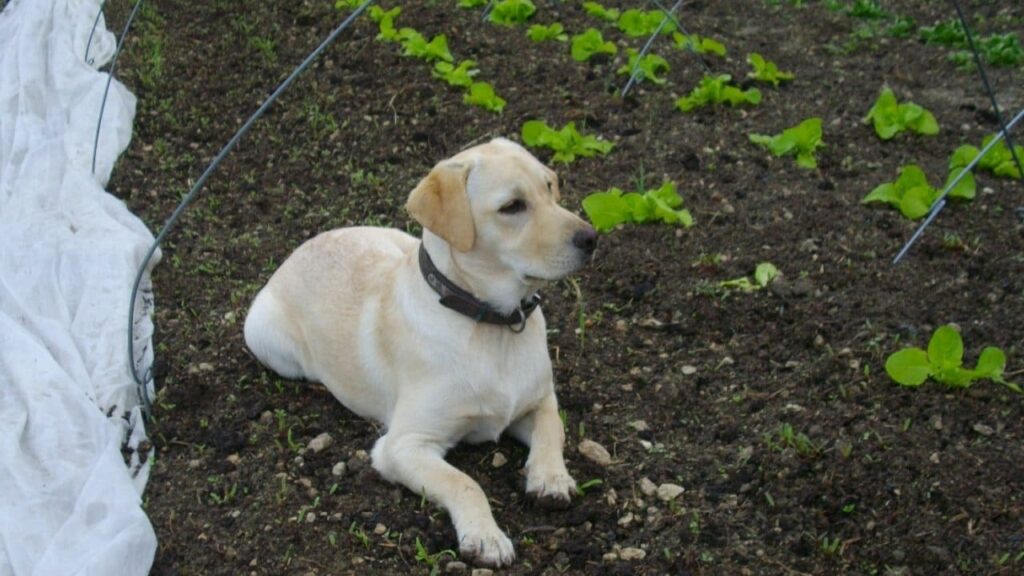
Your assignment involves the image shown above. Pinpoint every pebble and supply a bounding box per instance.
[638,477,658,497]
[259,411,274,426]
[471,569,493,576]
[973,423,994,436]
[307,432,333,453]
[628,420,649,432]
[445,561,467,573]
[331,462,347,477]
[373,523,387,535]
[618,513,634,527]
[657,483,685,501]
[188,459,201,469]
[578,439,612,466]
[619,547,647,561]
[681,365,697,375]
[491,452,507,468]
[305,512,315,524]
[226,454,241,467]
[602,552,619,563]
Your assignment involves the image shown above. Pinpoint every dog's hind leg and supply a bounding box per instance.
[244,287,311,381]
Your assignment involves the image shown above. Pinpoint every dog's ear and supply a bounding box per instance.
[406,161,475,252]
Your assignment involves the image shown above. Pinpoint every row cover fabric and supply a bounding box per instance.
[0,0,158,574]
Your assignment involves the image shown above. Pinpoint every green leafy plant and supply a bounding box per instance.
[527,22,568,42]
[886,325,1020,393]
[863,87,939,140]
[334,0,363,9]
[672,32,726,56]
[457,0,488,7]
[617,49,670,85]
[521,120,613,163]
[749,117,823,169]
[676,74,761,112]
[570,28,617,62]
[951,33,1024,68]
[617,8,676,37]
[414,537,457,576]
[951,136,1024,180]
[581,181,693,232]
[583,1,619,22]
[919,19,966,47]
[463,81,506,113]
[746,53,793,86]
[861,164,974,220]
[369,6,402,42]
[718,262,779,292]
[847,0,887,20]
[432,59,479,88]
[488,0,536,26]
[398,29,453,62]
[886,15,916,38]
[575,478,604,497]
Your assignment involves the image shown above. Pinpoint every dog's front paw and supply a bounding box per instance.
[526,469,576,509]
[457,523,515,567]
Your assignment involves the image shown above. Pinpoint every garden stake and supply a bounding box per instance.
[84,0,108,66]
[126,0,375,417]
[950,0,1023,179]
[621,0,683,97]
[91,0,143,176]
[481,0,496,21]
[648,0,711,74]
[893,105,1024,265]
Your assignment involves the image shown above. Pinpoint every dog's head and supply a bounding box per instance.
[407,138,596,307]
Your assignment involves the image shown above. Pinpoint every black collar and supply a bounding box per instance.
[418,243,540,331]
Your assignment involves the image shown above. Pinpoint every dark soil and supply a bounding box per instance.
[106,0,1024,574]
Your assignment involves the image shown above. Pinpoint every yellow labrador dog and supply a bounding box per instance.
[244,138,596,566]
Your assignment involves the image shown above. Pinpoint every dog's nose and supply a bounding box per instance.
[572,227,598,255]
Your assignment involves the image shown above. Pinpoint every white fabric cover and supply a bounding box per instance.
[0,0,158,574]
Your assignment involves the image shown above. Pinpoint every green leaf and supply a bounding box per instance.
[432,59,479,88]
[754,262,780,287]
[749,118,822,169]
[520,120,613,164]
[898,185,936,219]
[676,75,761,112]
[463,82,505,113]
[673,33,726,56]
[928,325,964,371]
[862,182,899,206]
[617,9,676,37]
[582,1,619,22]
[527,22,567,42]
[570,28,617,62]
[582,189,630,232]
[865,87,939,139]
[975,347,1006,379]
[746,52,793,86]
[885,348,931,387]
[944,167,976,201]
[488,0,536,26]
[617,49,670,85]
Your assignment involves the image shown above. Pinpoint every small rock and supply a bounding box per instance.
[188,459,201,469]
[681,365,697,375]
[578,439,612,466]
[331,462,347,477]
[259,411,274,426]
[619,547,647,561]
[930,415,943,431]
[198,362,214,372]
[973,423,994,436]
[491,452,507,468]
[614,319,628,332]
[226,454,241,467]
[656,483,685,501]
[307,432,333,454]
[618,513,634,527]
[305,512,315,524]
[628,420,649,432]
[471,569,493,576]
[602,551,619,563]
[445,561,467,574]
[373,523,387,535]
[638,477,658,497]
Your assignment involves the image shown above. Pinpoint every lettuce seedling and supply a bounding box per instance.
[676,75,761,112]
[861,164,974,220]
[432,60,479,88]
[919,20,966,46]
[886,325,1020,393]
[334,0,363,9]
[527,23,568,43]
[582,182,693,232]
[746,53,793,86]
[847,0,887,20]
[864,87,939,140]
[952,136,1024,180]
[717,262,780,292]
[457,0,488,7]
[672,32,726,56]
[617,49,670,85]
[398,29,453,63]
[463,81,506,113]
[617,9,677,38]
[583,1,619,22]
[369,6,402,43]
[488,0,536,26]
[749,117,823,169]
[521,120,614,164]
[951,33,1024,68]
[570,28,617,62]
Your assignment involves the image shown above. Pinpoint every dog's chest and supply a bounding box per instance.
[457,340,551,443]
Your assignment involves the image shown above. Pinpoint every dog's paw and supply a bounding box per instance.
[457,524,515,567]
[526,469,576,509]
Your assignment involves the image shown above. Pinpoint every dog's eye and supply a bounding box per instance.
[499,199,527,215]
